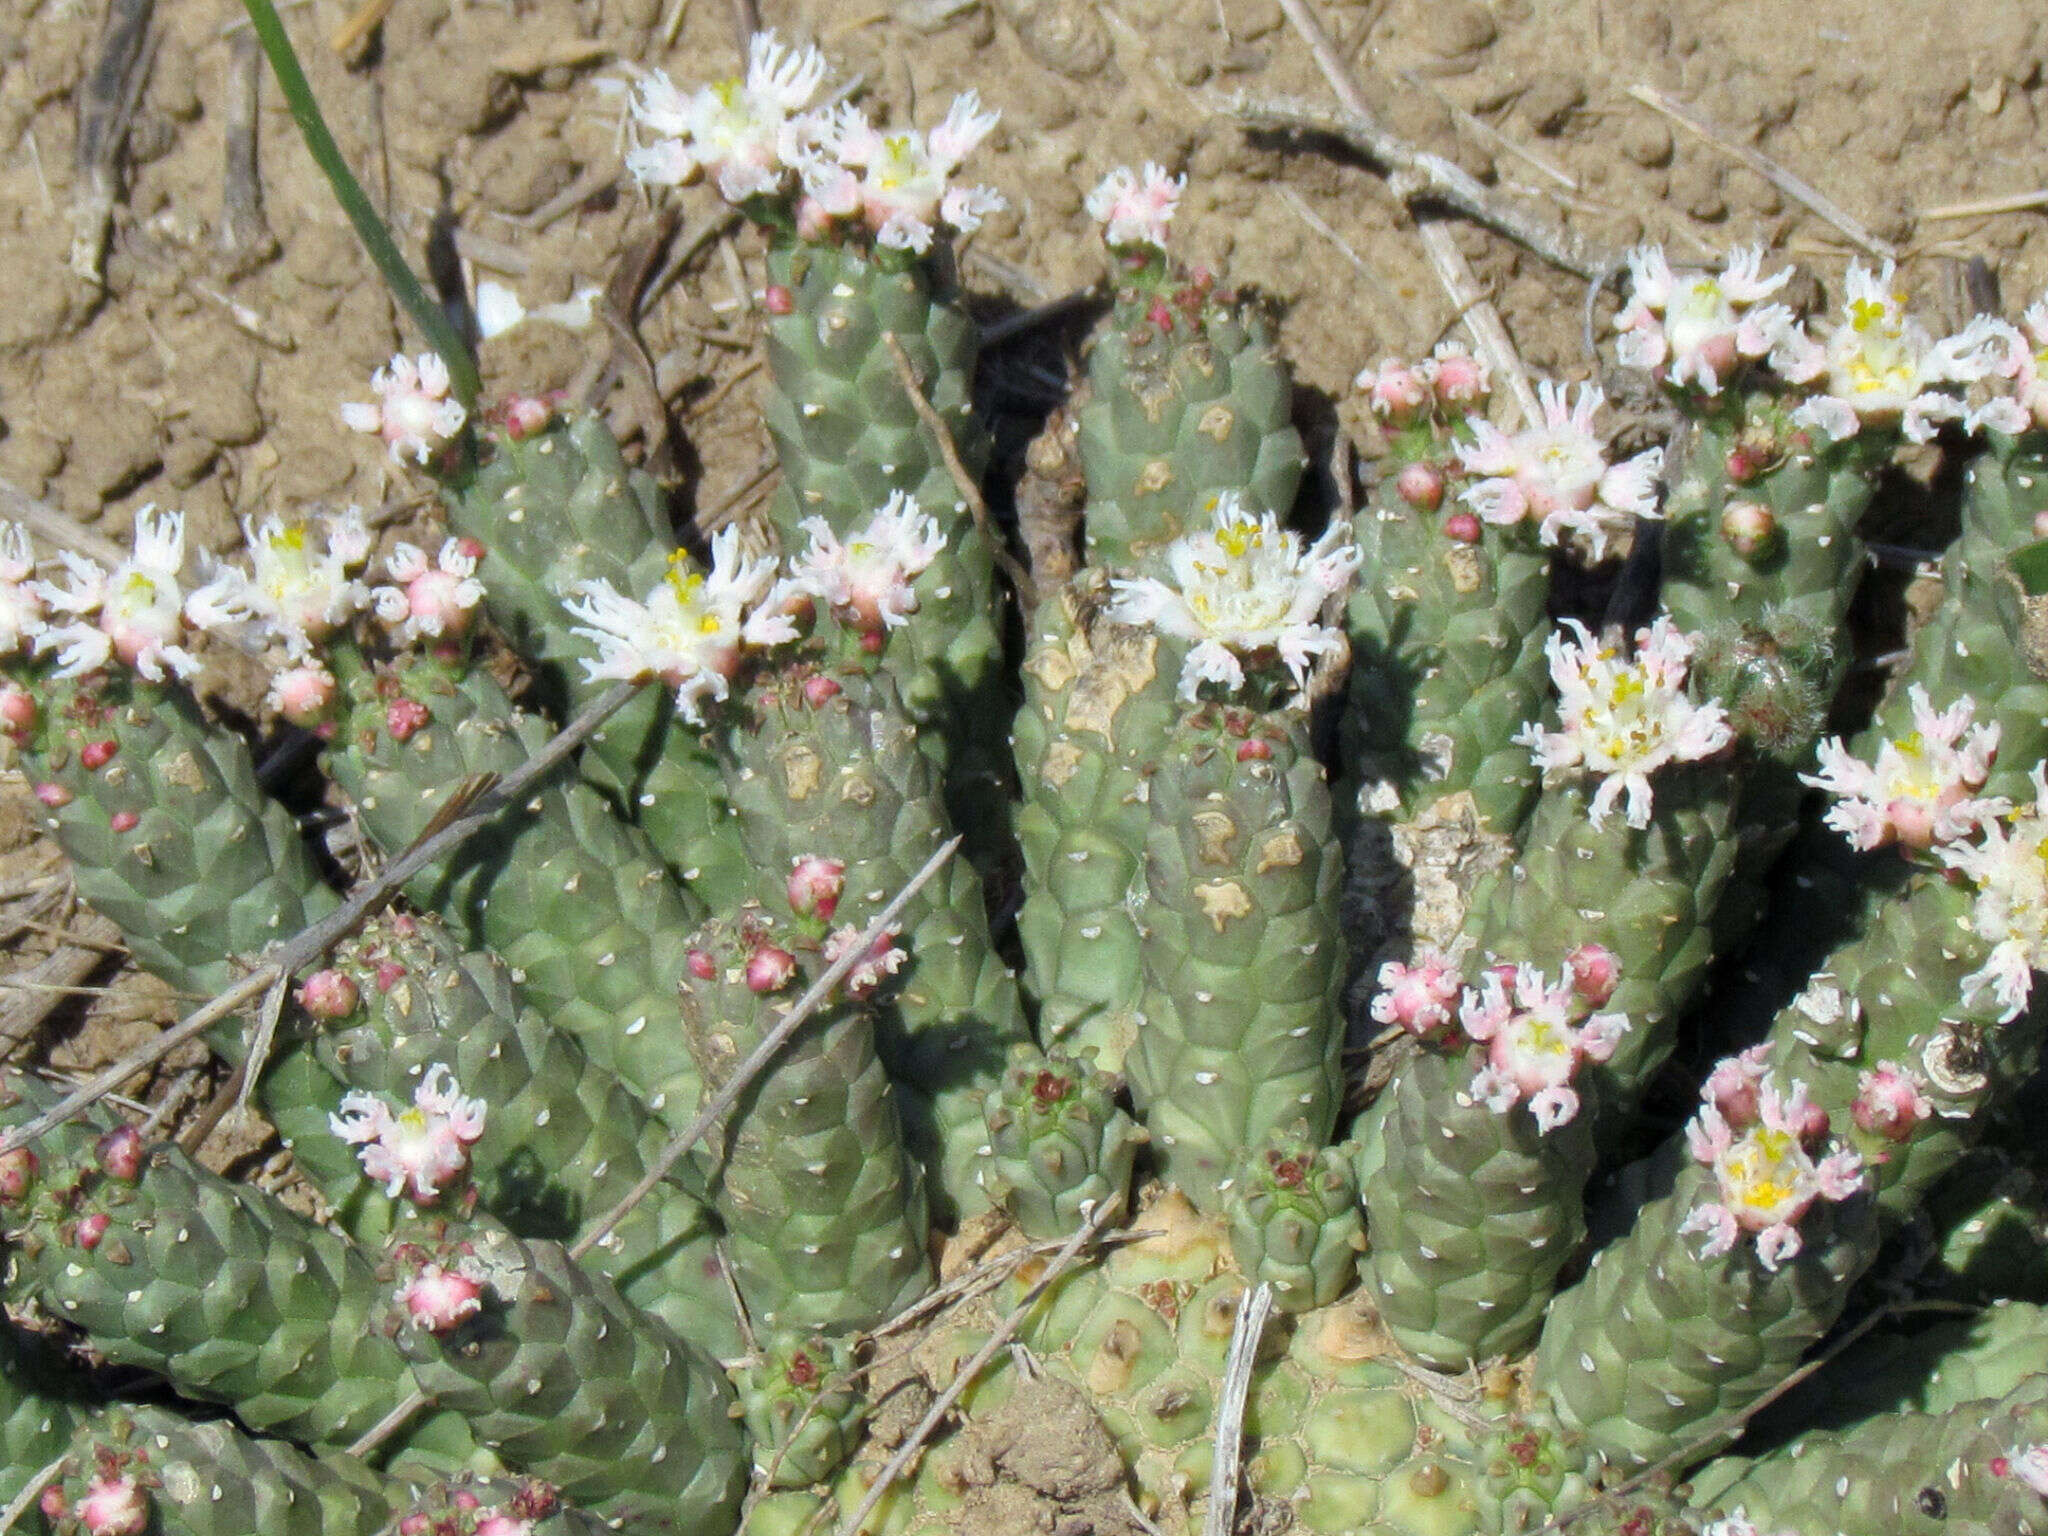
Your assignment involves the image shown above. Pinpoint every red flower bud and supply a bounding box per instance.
[687,948,717,981]
[387,699,432,742]
[75,1212,110,1250]
[298,969,361,1020]
[1443,512,1484,544]
[746,945,798,994]
[96,1125,143,1182]
[80,740,118,770]
[1565,944,1619,1007]
[764,284,796,316]
[0,1146,38,1202]
[786,856,846,922]
[34,782,72,809]
[1235,738,1273,761]
[109,811,139,833]
[801,675,841,708]
[1395,462,1444,511]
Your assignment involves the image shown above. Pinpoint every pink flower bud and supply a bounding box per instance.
[109,811,139,834]
[1443,512,1483,544]
[96,1125,143,1182]
[801,675,841,708]
[1395,462,1444,512]
[787,857,846,921]
[387,698,431,742]
[373,961,407,993]
[75,1213,110,1250]
[0,685,35,736]
[40,1485,67,1521]
[34,783,72,809]
[1724,444,1770,484]
[2035,510,2048,540]
[1236,737,1273,762]
[1852,1062,1931,1142]
[0,1146,38,1201]
[746,944,797,994]
[298,969,361,1020]
[399,1265,485,1333]
[80,740,118,771]
[1720,501,1777,560]
[271,666,336,726]
[1430,351,1488,405]
[1364,364,1428,422]
[687,948,717,981]
[453,1490,483,1512]
[77,1474,148,1536]
[1565,944,1619,1007]
[503,396,553,440]
[398,1516,430,1536]
[764,285,796,316]
[474,1516,534,1536]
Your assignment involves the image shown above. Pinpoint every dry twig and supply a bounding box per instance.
[0,681,646,1160]
[1202,1282,1275,1536]
[0,479,128,567]
[1918,188,2048,223]
[70,0,156,283]
[0,912,126,1054]
[836,1197,1124,1536]
[880,332,1037,612]
[1627,84,1900,262]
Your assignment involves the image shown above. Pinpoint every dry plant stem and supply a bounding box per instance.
[327,0,395,55]
[1415,218,1540,425]
[1919,188,2048,221]
[1244,0,1600,282]
[0,478,128,567]
[570,835,964,1263]
[0,912,125,1053]
[836,1196,1124,1536]
[1203,1282,1275,1536]
[69,0,155,283]
[880,331,1037,612]
[1626,84,1901,261]
[0,680,646,1159]
[0,1454,66,1536]
[221,29,273,260]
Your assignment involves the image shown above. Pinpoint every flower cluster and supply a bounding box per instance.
[788,493,946,638]
[1679,1071,1863,1271]
[395,1256,489,1334]
[1454,962,1630,1132]
[31,507,203,684]
[1801,686,2005,851]
[1613,245,1794,394]
[1104,494,1360,702]
[1771,261,2009,443]
[566,527,799,722]
[627,33,1004,255]
[1969,296,2048,434]
[1994,1444,2048,1497]
[823,922,908,998]
[1937,765,2048,1022]
[329,1063,488,1204]
[1456,382,1664,556]
[373,539,487,647]
[0,521,45,659]
[1516,616,1734,831]
[187,509,373,662]
[1369,953,1464,1037]
[341,352,468,466]
[1087,163,1184,251]
[1354,342,1491,426]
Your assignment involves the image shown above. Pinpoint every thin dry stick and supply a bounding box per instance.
[69,0,156,283]
[1627,84,1900,262]
[880,331,1038,613]
[1202,1281,1275,1536]
[1264,0,1540,425]
[220,28,273,261]
[837,1196,1124,1536]
[328,0,396,55]
[0,1454,67,1536]
[1919,188,2048,222]
[1416,219,1540,427]
[570,834,962,1264]
[0,479,128,567]
[0,680,645,1159]
[1247,0,1600,281]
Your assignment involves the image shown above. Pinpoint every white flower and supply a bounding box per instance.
[340,353,466,466]
[1613,244,1794,394]
[1456,963,1629,1132]
[1801,685,2006,851]
[566,527,797,722]
[186,509,373,660]
[824,923,907,997]
[371,538,486,646]
[1086,163,1184,250]
[329,1063,487,1203]
[1456,381,1665,556]
[0,521,44,656]
[1370,954,1464,1036]
[1515,616,1733,830]
[1772,262,2004,443]
[1938,764,2048,1022]
[804,94,1004,253]
[1681,1075,1863,1271]
[2005,1444,2048,1496]
[31,506,202,683]
[789,492,947,634]
[1104,494,1360,702]
[626,32,827,202]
